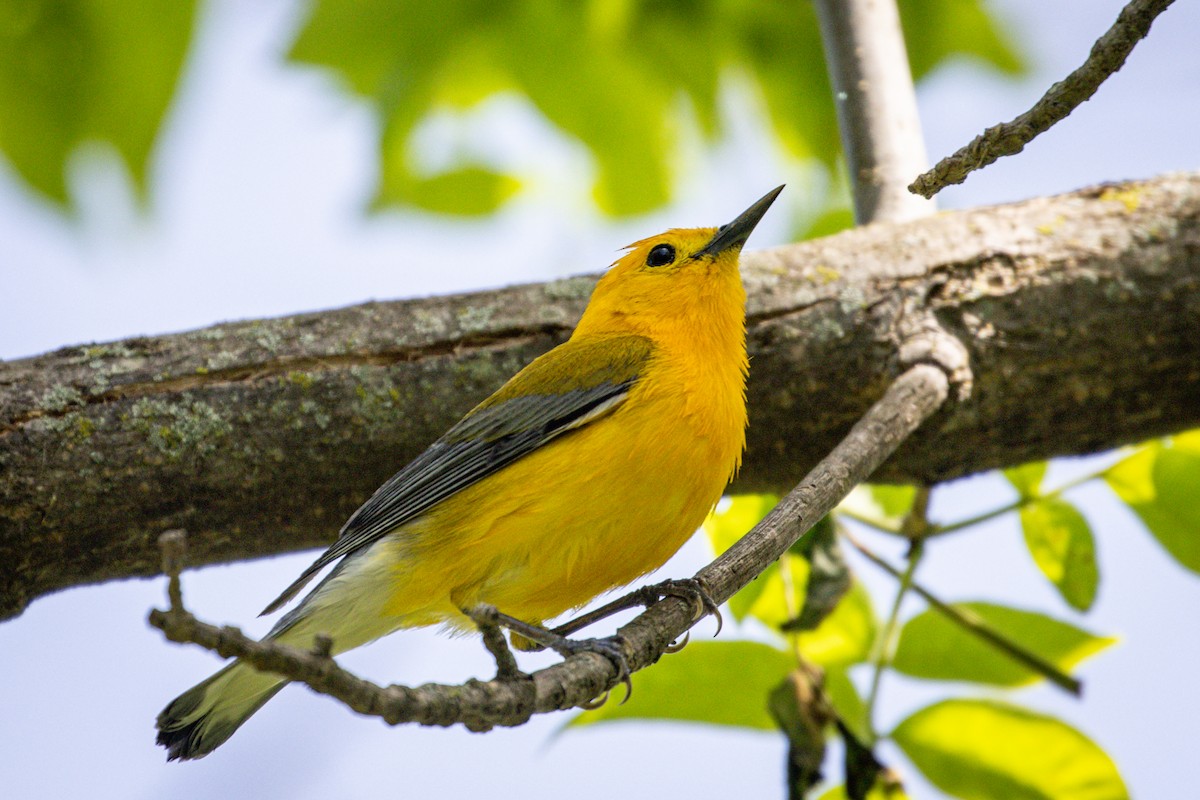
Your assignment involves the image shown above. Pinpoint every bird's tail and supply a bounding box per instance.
[156,542,412,760]
[156,661,286,761]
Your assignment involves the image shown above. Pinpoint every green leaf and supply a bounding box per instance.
[868,485,918,519]
[1004,462,1047,498]
[704,494,779,621]
[567,640,791,731]
[797,581,877,667]
[378,165,520,216]
[900,0,1025,79]
[838,484,916,532]
[1020,498,1099,611]
[1105,434,1200,573]
[892,602,1115,687]
[705,494,779,554]
[743,554,810,631]
[800,205,855,241]
[0,0,196,205]
[818,786,910,800]
[893,699,1129,800]
[289,0,1022,216]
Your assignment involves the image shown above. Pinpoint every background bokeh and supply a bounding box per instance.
[1,1,1197,798]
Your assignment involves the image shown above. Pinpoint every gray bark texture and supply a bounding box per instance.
[3,171,1199,620]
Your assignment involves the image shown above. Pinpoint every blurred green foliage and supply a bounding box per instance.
[0,0,1020,220]
[0,0,195,204]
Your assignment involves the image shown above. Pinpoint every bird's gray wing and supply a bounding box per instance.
[260,334,655,615]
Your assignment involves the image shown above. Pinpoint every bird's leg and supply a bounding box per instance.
[464,605,526,681]
[549,577,724,641]
[467,604,633,702]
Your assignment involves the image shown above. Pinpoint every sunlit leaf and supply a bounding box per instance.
[378,165,520,216]
[705,494,779,554]
[1020,498,1099,611]
[746,555,811,631]
[567,640,790,731]
[797,581,876,667]
[0,0,195,204]
[818,784,910,800]
[1105,435,1200,573]
[786,515,851,631]
[893,699,1129,800]
[892,602,1115,686]
[901,0,1025,79]
[1004,462,1047,498]
[289,0,1022,216]
[800,205,855,241]
[839,484,916,532]
[704,494,779,621]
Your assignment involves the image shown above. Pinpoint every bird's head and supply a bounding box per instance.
[575,186,783,338]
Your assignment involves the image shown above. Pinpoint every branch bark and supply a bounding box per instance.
[4,171,1200,619]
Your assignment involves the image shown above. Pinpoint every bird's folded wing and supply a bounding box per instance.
[260,334,656,615]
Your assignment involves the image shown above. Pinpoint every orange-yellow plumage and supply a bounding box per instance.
[381,225,752,627]
[156,187,782,761]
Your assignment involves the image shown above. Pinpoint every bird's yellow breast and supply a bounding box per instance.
[383,329,747,628]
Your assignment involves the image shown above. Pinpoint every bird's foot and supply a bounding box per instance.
[545,577,723,647]
[548,634,633,704]
[465,604,527,681]
[632,577,724,637]
[468,604,633,702]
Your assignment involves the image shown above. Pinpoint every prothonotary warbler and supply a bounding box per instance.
[156,186,784,760]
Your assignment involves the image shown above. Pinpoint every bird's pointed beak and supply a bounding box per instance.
[694,185,785,259]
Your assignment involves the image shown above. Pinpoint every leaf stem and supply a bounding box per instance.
[843,529,1083,696]
[836,508,901,535]
[864,486,931,740]
[926,469,1105,537]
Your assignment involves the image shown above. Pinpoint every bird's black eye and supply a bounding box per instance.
[646,243,676,267]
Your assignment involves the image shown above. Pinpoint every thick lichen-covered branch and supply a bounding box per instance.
[909,0,1176,197]
[3,171,1200,619]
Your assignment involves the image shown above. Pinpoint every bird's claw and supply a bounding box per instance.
[579,690,610,710]
[553,635,634,704]
[664,631,690,653]
[639,578,724,637]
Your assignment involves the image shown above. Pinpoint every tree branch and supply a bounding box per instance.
[149,364,950,732]
[4,171,1200,619]
[910,0,1177,198]
[814,0,935,223]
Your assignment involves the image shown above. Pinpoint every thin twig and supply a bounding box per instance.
[929,468,1105,537]
[843,529,1082,696]
[150,364,954,732]
[910,0,1177,198]
[864,487,930,739]
[835,508,900,536]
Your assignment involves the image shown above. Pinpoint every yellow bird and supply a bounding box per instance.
[157,186,783,760]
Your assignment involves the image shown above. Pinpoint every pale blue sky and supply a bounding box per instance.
[1,2,1198,798]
